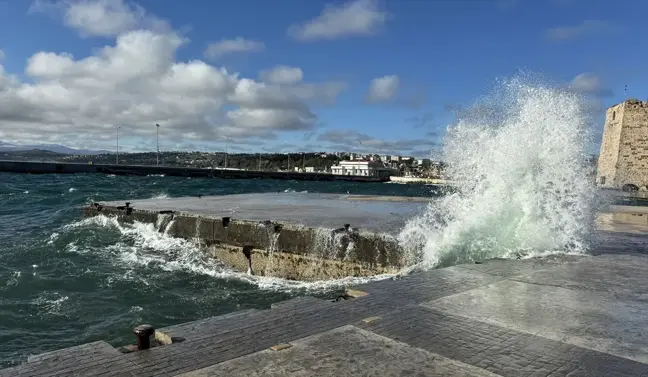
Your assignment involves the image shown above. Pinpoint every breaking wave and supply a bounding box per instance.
[399,76,597,269]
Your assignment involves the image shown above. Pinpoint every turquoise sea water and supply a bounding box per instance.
[0,172,435,367]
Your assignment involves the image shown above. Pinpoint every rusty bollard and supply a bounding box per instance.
[133,324,155,351]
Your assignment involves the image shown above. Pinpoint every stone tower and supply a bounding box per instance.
[597,99,648,188]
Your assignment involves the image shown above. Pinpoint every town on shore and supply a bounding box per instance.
[0,149,444,180]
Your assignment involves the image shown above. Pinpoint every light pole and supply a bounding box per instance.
[116,126,121,164]
[156,124,160,166]
[301,152,305,172]
[223,136,228,169]
[258,152,261,171]
[284,141,290,171]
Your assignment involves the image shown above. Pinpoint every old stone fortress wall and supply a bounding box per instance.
[597,99,648,189]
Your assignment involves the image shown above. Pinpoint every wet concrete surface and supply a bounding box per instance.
[4,251,648,376]
[102,193,430,234]
[178,326,500,377]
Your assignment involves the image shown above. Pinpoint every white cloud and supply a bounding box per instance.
[288,0,388,41]
[204,37,265,60]
[366,75,399,103]
[260,66,304,85]
[0,4,346,148]
[545,20,617,41]
[569,73,613,97]
[30,0,169,37]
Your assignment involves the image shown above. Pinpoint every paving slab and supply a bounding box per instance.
[511,255,648,301]
[426,279,648,364]
[177,325,501,377]
[455,255,584,278]
[357,305,648,377]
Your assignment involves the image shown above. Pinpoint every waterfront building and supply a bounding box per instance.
[330,160,397,177]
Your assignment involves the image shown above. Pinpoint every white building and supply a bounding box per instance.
[330,160,397,178]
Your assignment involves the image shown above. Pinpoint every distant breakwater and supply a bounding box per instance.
[0,160,389,182]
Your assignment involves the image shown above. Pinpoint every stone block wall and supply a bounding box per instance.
[597,99,648,188]
[83,204,403,281]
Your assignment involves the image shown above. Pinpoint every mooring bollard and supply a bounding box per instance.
[133,324,155,350]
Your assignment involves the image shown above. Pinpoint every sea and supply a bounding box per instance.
[0,173,436,367]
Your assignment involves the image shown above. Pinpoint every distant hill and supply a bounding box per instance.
[0,141,108,155]
[0,149,68,161]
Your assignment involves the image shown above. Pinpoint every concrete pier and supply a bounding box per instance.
[83,193,431,280]
[81,193,648,281]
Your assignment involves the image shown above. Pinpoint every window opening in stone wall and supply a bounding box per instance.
[601,176,606,185]
[612,111,616,120]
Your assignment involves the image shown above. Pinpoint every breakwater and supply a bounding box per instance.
[82,193,428,280]
[0,160,389,182]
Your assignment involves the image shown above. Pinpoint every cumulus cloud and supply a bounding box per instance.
[30,0,169,37]
[366,75,399,103]
[204,37,265,60]
[260,66,304,85]
[569,73,613,97]
[288,0,388,41]
[317,129,437,155]
[545,20,617,41]
[0,2,346,148]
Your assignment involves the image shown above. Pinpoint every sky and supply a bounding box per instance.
[0,0,646,156]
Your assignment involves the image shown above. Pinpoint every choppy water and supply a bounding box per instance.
[0,173,434,367]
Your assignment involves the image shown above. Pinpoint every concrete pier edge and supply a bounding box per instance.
[83,198,406,280]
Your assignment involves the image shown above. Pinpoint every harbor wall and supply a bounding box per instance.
[389,176,452,185]
[0,160,389,182]
[83,203,404,280]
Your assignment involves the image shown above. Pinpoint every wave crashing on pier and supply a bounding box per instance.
[399,76,597,269]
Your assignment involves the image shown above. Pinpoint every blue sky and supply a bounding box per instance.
[0,0,646,156]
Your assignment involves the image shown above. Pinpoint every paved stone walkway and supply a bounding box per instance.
[2,252,648,376]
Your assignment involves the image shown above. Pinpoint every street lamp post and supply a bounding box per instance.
[224,136,228,169]
[116,126,121,165]
[156,124,160,166]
